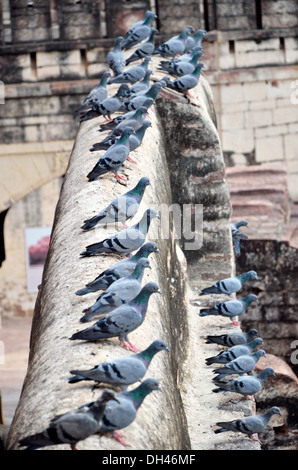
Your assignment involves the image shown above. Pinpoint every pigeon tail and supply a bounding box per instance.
[81,213,106,231]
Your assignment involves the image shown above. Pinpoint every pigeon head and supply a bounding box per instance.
[243,294,258,305]
[260,367,275,379]
[270,406,281,416]
[133,257,151,273]
[142,378,161,392]
[143,281,161,295]
[151,339,170,352]
[144,11,158,20]
[138,242,159,256]
[116,36,124,45]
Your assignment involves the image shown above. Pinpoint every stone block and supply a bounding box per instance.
[267,80,293,100]
[221,111,244,130]
[244,109,272,129]
[273,106,298,125]
[255,124,288,139]
[235,38,280,54]
[235,49,285,68]
[284,134,298,162]
[220,83,244,104]
[221,128,254,153]
[255,135,283,162]
[243,81,267,102]
[37,65,60,81]
[249,99,276,110]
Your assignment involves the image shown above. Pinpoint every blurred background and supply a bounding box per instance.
[0,0,297,448]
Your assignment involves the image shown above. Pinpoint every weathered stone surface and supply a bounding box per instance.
[6,75,256,451]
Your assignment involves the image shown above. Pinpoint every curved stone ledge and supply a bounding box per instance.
[7,73,257,450]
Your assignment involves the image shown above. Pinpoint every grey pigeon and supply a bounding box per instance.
[130,69,152,95]
[75,242,159,296]
[158,50,202,77]
[125,28,159,65]
[123,11,157,40]
[185,29,206,52]
[107,36,126,77]
[70,282,161,352]
[80,208,159,257]
[214,406,281,442]
[153,26,194,58]
[205,329,259,347]
[231,220,249,258]
[87,127,135,182]
[80,83,129,121]
[199,270,258,297]
[120,14,157,51]
[68,339,169,390]
[79,257,151,322]
[205,338,263,365]
[81,177,150,230]
[97,102,152,136]
[167,63,204,94]
[121,82,162,112]
[199,294,258,325]
[98,378,161,447]
[212,349,266,381]
[108,57,151,85]
[18,389,118,450]
[94,120,151,153]
[75,71,111,115]
[212,367,275,400]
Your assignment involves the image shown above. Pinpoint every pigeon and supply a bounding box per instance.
[108,57,151,85]
[212,367,276,400]
[80,208,159,257]
[121,82,162,112]
[185,29,206,52]
[127,120,152,151]
[129,69,152,95]
[166,63,204,94]
[199,294,258,325]
[75,242,159,295]
[107,36,126,77]
[158,50,202,77]
[75,71,111,115]
[205,338,263,365]
[80,84,130,122]
[205,329,259,347]
[18,389,118,450]
[125,28,159,65]
[212,349,266,381]
[231,220,249,258]
[123,11,157,40]
[70,282,161,352]
[214,406,281,442]
[81,177,150,230]
[98,378,161,446]
[199,270,258,297]
[86,127,135,182]
[79,257,151,322]
[97,103,152,136]
[68,339,169,390]
[153,26,194,58]
[120,14,157,51]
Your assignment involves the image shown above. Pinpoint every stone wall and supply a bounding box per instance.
[6,75,260,451]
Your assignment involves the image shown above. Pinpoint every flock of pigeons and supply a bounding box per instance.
[18,11,280,450]
[198,223,281,442]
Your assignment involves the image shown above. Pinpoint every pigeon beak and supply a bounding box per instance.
[165,347,170,352]
[112,396,120,403]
